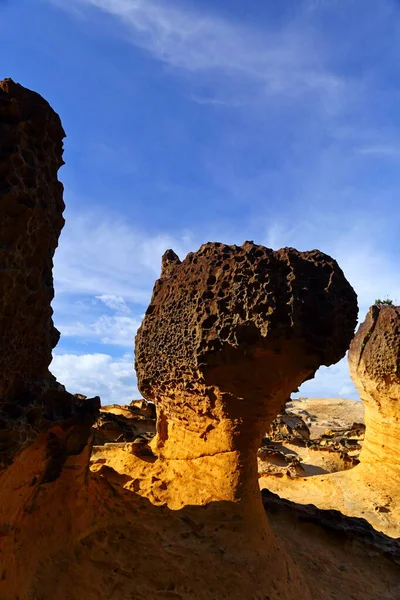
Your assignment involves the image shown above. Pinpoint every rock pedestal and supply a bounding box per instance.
[135,242,358,506]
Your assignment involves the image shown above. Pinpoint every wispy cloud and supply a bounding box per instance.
[51,0,346,111]
[44,0,399,405]
[59,315,142,347]
[53,210,194,302]
[96,294,131,313]
[357,144,400,160]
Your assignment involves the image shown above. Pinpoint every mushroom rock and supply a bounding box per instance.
[129,242,357,597]
[348,304,400,481]
[135,242,357,476]
[0,78,99,469]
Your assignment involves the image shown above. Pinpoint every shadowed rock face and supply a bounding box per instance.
[349,305,400,476]
[0,78,64,398]
[136,242,358,467]
[0,79,99,468]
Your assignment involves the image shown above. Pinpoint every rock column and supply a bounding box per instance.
[348,304,400,482]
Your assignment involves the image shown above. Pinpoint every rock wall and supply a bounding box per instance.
[0,78,64,398]
[0,79,99,468]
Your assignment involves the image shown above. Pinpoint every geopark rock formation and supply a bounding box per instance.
[0,78,99,469]
[348,304,400,481]
[262,305,400,538]
[8,78,400,600]
[119,242,356,594]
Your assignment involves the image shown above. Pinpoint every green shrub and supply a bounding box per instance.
[374,298,394,306]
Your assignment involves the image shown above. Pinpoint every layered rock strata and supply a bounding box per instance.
[0,78,98,468]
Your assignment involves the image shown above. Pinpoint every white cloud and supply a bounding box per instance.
[51,0,346,111]
[51,352,140,404]
[59,315,142,347]
[53,210,193,302]
[96,294,131,313]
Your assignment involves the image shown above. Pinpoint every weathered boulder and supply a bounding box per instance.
[348,305,400,480]
[136,242,357,470]
[91,402,156,445]
[0,79,98,468]
[268,410,311,442]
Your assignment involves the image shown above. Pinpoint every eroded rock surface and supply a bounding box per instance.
[120,242,357,598]
[136,243,357,466]
[262,306,400,538]
[349,304,400,478]
[6,79,394,600]
[91,400,156,445]
[0,79,99,469]
[258,410,363,478]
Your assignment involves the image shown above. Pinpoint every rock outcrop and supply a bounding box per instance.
[0,78,99,469]
[262,306,400,537]
[258,410,363,478]
[8,79,397,600]
[135,243,357,466]
[91,400,156,445]
[348,304,400,480]
[124,242,357,597]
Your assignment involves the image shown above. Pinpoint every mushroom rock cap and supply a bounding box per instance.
[0,79,99,468]
[348,304,400,472]
[135,242,358,458]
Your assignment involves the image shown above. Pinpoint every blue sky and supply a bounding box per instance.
[3,0,400,403]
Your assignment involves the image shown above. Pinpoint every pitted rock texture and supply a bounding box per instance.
[0,78,64,398]
[349,305,400,475]
[136,242,358,463]
[261,307,400,538]
[0,79,99,467]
